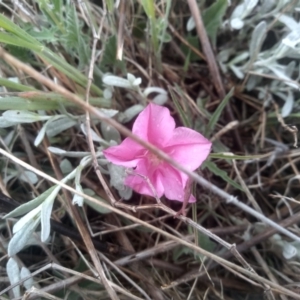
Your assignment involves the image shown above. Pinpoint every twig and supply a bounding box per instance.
[128,171,262,283]
[98,252,151,300]
[251,247,277,300]
[83,8,119,300]
[0,46,299,241]
[211,120,239,142]
[0,263,143,300]
[186,0,242,150]
[1,148,300,298]
[273,101,298,148]
[232,160,262,213]
[2,48,300,294]
[116,0,125,60]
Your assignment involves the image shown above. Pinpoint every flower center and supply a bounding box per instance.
[147,151,162,167]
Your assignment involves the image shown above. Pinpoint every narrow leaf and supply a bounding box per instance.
[41,189,58,242]
[4,186,56,218]
[0,77,36,92]
[6,258,21,298]
[203,160,243,191]
[203,0,228,46]
[8,217,40,256]
[206,88,234,136]
[140,0,155,20]
[13,205,41,234]
[20,267,34,290]
[249,21,267,60]
[2,110,51,123]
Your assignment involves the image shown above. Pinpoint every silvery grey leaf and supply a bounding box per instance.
[117,104,144,123]
[41,191,57,242]
[282,30,300,49]
[34,123,47,146]
[80,123,103,143]
[152,93,168,105]
[108,164,132,200]
[285,61,296,78]
[72,184,84,207]
[103,87,113,99]
[0,117,18,128]
[244,0,259,12]
[230,18,244,29]
[267,65,299,89]
[60,159,73,174]
[186,16,195,31]
[102,75,131,88]
[228,51,249,65]
[143,86,167,97]
[20,267,34,290]
[8,217,40,256]
[96,108,119,118]
[48,146,90,157]
[117,185,132,200]
[230,3,244,19]
[278,14,299,31]
[6,258,21,298]
[46,116,77,137]
[19,170,38,184]
[101,122,121,144]
[230,65,244,79]
[2,110,51,123]
[246,75,260,91]
[127,73,136,83]
[249,21,267,60]
[4,186,56,219]
[13,205,41,234]
[84,196,112,214]
[260,0,276,13]
[282,242,297,259]
[281,91,294,118]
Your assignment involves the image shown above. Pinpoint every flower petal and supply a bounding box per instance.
[103,138,146,167]
[125,158,164,198]
[157,163,195,202]
[164,127,211,171]
[132,103,175,146]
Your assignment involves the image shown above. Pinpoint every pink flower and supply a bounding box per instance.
[103,103,212,202]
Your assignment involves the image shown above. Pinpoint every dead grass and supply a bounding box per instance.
[0,0,300,299]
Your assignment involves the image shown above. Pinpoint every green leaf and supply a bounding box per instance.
[0,78,36,92]
[140,0,155,20]
[140,0,159,52]
[100,35,117,70]
[206,87,234,136]
[22,23,58,43]
[203,0,228,46]
[189,227,216,260]
[84,197,112,214]
[0,96,58,111]
[0,13,102,96]
[203,160,243,191]
[209,152,268,160]
[181,35,200,63]
[0,93,110,111]
[0,33,42,52]
[0,13,39,45]
[172,245,192,261]
[105,0,115,13]
[169,87,191,128]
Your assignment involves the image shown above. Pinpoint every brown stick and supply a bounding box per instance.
[186,0,243,149]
